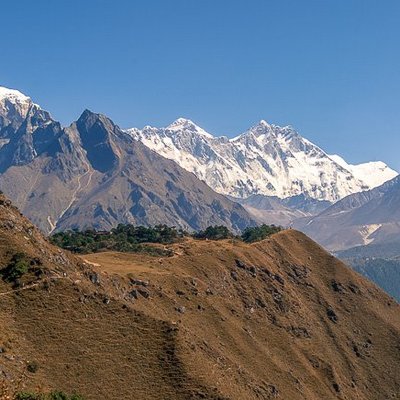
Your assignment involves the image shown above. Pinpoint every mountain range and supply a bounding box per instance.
[127,118,397,202]
[290,172,400,301]
[0,87,254,234]
[0,85,398,255]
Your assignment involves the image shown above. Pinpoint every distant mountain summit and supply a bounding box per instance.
[127,119,397,202]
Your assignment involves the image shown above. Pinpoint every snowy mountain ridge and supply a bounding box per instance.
[0,85,396,203]
[328,154,397,189]
[127,119,398,202]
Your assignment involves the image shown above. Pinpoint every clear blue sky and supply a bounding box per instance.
[2,0,399,170]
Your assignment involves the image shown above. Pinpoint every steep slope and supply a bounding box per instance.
[0,88,255,234]
[0,108,96,233]
[1,195,400,399]
[296,175,400,251]
[0,195,229,399]
[127,119,397,202]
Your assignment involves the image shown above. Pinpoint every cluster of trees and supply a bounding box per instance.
[241,224,282,243]
[50,223,282,255]
[50,224,184,255]
[193,225,234,240]
[194,224,282,242]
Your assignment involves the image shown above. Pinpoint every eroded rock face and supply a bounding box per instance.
[296,175,400,251]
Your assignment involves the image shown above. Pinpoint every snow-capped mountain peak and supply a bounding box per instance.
[0,86,52,145]
[166,117,214,138]
[0,86,31,105]
[232,120,297,142]
[126,119,398,202]
[0,86,39,139]
[250,119,274,134]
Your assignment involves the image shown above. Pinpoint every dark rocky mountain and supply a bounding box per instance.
[0,105,56,171]
[295,175,400,251]
[0,94,255,234]
[337,240,400,260]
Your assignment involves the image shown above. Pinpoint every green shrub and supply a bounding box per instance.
[241,224,282,243]
[15,393,40,400]
[27,361,39,373]
[1,253,30,282]
[48,392,69,400]
[49,223,282,254]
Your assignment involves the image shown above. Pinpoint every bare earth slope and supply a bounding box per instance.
[0,195,400,399]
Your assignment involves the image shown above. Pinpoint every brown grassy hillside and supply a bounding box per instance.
[0,194,399,399]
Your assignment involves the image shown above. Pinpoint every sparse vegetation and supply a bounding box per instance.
[241,224,282,243]
[1,376,85,400]
[26,361,39,373]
